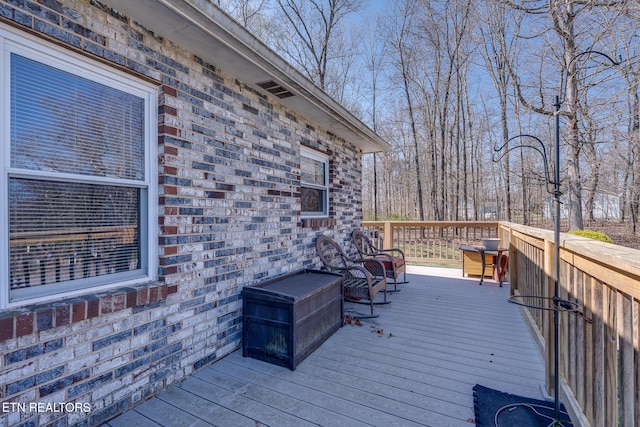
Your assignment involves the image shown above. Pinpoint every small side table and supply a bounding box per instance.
[459,244,508,287]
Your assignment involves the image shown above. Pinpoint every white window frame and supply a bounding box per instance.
[300,146,329,218]
[0,25,158,309]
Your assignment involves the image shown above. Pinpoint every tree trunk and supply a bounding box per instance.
[404,82,425,221]
[561,1,584,231]
[583,141,599,222]
[630,85,640,233]
[501,98,512,221]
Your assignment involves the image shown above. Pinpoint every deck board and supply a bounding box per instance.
[155,385,261,427]
[197,362,373,427]
[208,358,426,427]
[107,266,547,427]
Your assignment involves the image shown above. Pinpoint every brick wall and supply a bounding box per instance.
[0,0,363,425]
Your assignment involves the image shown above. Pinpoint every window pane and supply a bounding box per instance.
[9,178,141,290]
[301,187,325,214]
[301,156,325,186]
[10,54,145,180]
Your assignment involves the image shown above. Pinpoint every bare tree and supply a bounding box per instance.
[271,0,363,99]
[216,0,272,39]
[221,0,639,235]
[478,2,522,221]
[418,0,474,221]
[360,14,389,220]
[385,0,426,221]
[618,13,640,232]
[501,0,628,230]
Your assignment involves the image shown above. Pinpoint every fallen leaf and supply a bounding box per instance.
[343,315,363,326]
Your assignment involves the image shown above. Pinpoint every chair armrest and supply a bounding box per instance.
[324,263,374,281]
[370,252,394,263]
[378,248,406,259]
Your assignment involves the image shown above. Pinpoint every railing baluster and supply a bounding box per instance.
[619,293,634,427]
[362,221,499,265]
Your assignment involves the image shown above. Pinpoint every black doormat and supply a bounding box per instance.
[473,384,573,426]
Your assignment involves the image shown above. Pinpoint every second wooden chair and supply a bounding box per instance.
[351,229,408,292]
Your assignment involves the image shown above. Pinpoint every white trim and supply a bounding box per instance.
[0,23,158,309]
[145,84,159,288]
[0,33,8,309]
[0,26,151,99]
[300,145,328,165]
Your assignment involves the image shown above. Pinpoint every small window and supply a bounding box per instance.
[300,147,329,217]
[1,29,157,307]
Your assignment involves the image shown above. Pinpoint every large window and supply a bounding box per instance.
[300,147,329,217]
[1,29,157,307]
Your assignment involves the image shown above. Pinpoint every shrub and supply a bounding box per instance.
[567,229,614,244]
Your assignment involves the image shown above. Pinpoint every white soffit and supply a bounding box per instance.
[101,0,390,154]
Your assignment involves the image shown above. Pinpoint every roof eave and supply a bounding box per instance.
[101,0,391,154]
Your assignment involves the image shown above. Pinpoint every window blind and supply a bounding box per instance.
[10,54,145,180]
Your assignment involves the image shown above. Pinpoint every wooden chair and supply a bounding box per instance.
[350,229,408,291]
[315,235,388,317]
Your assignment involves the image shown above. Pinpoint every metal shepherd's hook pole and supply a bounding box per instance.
[553,94,561,425]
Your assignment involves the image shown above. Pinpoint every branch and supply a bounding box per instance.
[502,47,555,116]
[500,0,548,14]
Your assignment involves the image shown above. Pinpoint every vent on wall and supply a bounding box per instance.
[256,80,295,99]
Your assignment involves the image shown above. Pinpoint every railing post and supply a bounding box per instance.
[544,237,555,399]
[384,221,392,250]
[503,225,518,296]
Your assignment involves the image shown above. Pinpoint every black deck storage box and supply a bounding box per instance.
[242,269,343,370]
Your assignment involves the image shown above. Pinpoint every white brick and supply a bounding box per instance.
[38,348,74,370]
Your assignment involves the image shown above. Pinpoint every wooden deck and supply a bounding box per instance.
[106,266,546,427]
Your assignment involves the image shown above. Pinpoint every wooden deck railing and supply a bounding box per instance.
[364,220,640,426]
[361,221,499,265]
[500,222,640,427]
